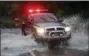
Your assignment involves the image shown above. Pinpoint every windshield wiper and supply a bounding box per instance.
[40,16,48,22]
[40,16,57,22]
[47,15,57,21]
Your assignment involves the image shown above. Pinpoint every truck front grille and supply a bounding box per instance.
[46,27,64,31]
[46,28,55,31]
[57,28,64,30]
[46,27,65,36]
[50,32,64,36]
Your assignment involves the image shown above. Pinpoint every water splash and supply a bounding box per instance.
[63,14,88,50]
[1,29,38,56]
[1,14,88,56]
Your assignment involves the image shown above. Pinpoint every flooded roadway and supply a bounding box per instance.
[1,28,88,56]
[1,15,89,56]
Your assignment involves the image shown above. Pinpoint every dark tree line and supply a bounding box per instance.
[0,1,89,18]
[0,2,89,26]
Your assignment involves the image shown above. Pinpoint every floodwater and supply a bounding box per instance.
[1,15,89,56]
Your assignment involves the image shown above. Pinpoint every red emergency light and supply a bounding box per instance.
[29,9,33,13]
[36,9,40,12]
[28,9,41,13]
[28,9,48,13]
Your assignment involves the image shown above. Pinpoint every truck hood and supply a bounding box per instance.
[35,22,66,28]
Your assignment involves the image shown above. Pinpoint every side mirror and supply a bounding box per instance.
[58,19,63,23]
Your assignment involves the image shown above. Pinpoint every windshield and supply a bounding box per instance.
[28,13,58,23]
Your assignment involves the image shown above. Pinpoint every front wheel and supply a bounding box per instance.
[48,43,56,50]
[66,34,71,40]
[61,35,71,46]
[62,40,69,46]
[34,38,40,43]
[48,40,60,50]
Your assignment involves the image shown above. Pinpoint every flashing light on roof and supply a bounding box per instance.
[29,9,33,13]
[36,9,40,12]
[28,9,48,13]
[14,18,19,20]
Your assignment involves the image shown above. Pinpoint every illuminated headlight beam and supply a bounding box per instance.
[36,28,45,35]
[65,27,71,32]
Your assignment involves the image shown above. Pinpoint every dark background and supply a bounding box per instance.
[0,2,89,18]
[0,1,89,31]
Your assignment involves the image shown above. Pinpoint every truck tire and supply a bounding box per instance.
[35,39,40,44]
[48,43,56,50]
[48,39,61,49]
[66,34,71,40]
[61,34,71,46]
[62,40,69,46]
[48,41,58,49]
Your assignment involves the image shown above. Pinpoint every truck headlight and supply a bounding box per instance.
[36,28,45,35]
[65,27,71,32]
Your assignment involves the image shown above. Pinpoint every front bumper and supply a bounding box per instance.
[35,30,71,43]
[35,34,71,42]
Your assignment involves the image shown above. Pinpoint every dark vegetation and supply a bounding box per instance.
[0,1,89,28]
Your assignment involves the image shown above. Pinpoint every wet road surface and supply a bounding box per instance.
[1,27,88,56]
[19,47,88,56]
